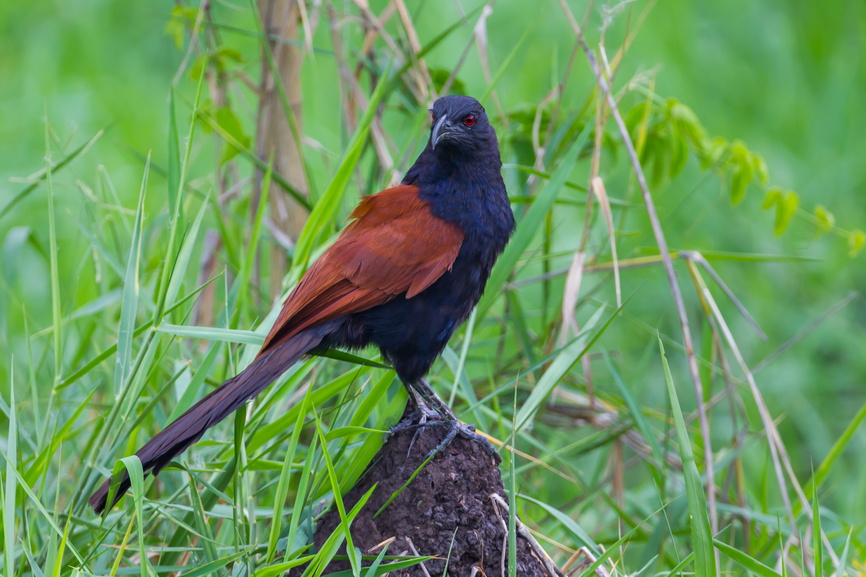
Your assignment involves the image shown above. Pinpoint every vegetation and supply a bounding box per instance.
[1,1,864,576]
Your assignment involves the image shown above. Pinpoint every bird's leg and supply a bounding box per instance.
[405,382,443,424]
[388,381,445,458]
[410,378,457,421]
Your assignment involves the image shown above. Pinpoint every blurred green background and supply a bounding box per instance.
[2,0,865,568]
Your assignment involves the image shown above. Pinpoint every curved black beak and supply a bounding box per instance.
[431,114,451,151]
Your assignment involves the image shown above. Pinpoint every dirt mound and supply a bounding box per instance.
[312,422,555,576]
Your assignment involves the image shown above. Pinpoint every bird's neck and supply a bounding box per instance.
[403,141,513,241]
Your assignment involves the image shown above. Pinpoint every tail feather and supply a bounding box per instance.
[89,327,329,514]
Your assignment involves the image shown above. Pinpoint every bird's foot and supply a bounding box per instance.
[387,401,446,456]
[388,404,443,435]
[391,378,494,459]
[417,419,497,463]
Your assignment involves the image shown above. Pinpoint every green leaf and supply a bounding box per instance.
[602,350,664,481]
[187,471,219,564]
[305,484,377,577]
[729,149,753,206]
[773,190,798,236]
[669,126,688,178]
[514,297,627,433]
[324,426,387,441]
[848,228,865,257]
[164,11,184,49]
[659,337,717,577]
[751,152,770,182]
[668,99,708,146]
[217,106,251,165]
[762,186,784,210]
[164,5,198,50]
[731,165,752,206]
[700,136,729,170]
[814,204,835,236]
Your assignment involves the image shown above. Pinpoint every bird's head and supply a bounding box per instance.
[428,95,494,155]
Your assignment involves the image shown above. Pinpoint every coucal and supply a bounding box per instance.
[90,94,515,514]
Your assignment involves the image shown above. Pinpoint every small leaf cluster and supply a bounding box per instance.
[624,96,863,252]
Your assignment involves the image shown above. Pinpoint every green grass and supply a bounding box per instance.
[1,1,865,576]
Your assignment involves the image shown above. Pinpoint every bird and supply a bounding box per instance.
[89,94,515,514]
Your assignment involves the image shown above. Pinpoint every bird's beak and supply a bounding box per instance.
[431,114,451,151]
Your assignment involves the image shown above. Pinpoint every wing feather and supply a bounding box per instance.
[258,185,463,355]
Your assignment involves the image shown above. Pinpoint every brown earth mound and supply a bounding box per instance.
[311,421,559,576]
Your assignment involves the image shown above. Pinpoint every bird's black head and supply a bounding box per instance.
[429,95,494,155]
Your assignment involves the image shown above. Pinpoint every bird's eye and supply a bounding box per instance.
[431,113,436,122]
[463,115,476,127]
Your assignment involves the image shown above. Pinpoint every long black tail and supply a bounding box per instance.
[89,327,329,514]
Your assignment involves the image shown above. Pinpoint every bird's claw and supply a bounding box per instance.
[387,404,446,456]
[387,405,443,435]
[418,419,497,462]
[388,410,495,460]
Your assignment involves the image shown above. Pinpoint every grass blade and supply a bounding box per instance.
[178,550,248,577]
[713,539,781,577]
[476,122,592,320]
[659,337,717,577]
[154,58,206,325]
[286,426,319,561]
[479,27,530,106]
[163,192,210,321]
[44,111,63,437]
[157,324,265,345]
[798,398,866,516]
[519,494,599,554]
[118,456,147,577]
[812,476,822,577]
[3,377,17,577]
[313,408,360,576]
[0,127,105,221]
[291,63,392,274]
[114,154,149,396]
[514,300,622,433]
[2,456,87,566]
[835,528,851,577]
[268,384,312,561]
[168,88,180,221]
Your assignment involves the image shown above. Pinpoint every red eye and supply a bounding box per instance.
[463,115,476,127]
